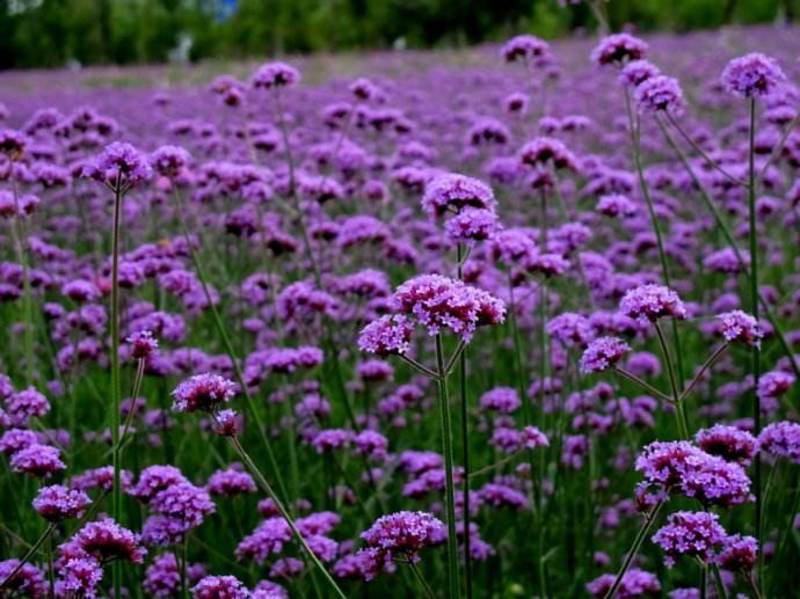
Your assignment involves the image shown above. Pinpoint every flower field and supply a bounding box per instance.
[1,23,800,598]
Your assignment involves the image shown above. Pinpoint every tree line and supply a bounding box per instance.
[0,0,795,70]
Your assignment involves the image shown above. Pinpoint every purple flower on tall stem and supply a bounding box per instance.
[721,53,786,99]
[171,373,237,413]
[652,510,726,567]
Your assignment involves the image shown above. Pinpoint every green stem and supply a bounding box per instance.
[0,523,56,590]
[174,191,290,506]
[435,334,461,599]
[654,321,689,438]
[228,433,347,599]
[602,500,664,599]
[748,98,763,561]
[109,178,123,599]
[408,558,437,599]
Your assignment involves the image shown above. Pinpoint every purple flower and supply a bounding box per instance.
[332,548,393,581]
[501,34,550,63]
[421,173,496,218]
[73,516,147,563]
[206,467,256,497]
[392,274,506,341]
[518,137,578,171]
[619,59,661,87]
[757,370,795,401]
[718,534,758,571]
[758,421,800,464]
[10,443,65,478]
[586,568,661,598]
[172,374,237,413]
[619,284,687,322]
[479,387,521,414]
[150,481,216,529]
[580,336,631,374]
[130,465,189,503]
[192,575,250,599]
[695,424,757,466]
[251,62,301,90]
[0,559,47,598]
[311,428,353,454]
[591,33,648,66]
[722,53,786,98]
[444,207,499,243]
[5,387,50,425]
[55,556,103,598]
[597,194,638,218]
[0,427,38,454]
[33,484,91,522]
[717,310,762,347]
[633,75,685,115]
[358,315,414,355]
[150,145,192,178]
[547,312,595,349]
[212,409,243,437]
[361,510,446,559]
[236,517,292,563]
[86,141,152,187]
[652,511,727,567]
[635,441,752,507]
[127,329,159,359]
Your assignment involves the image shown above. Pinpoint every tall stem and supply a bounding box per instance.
[0,524,56,590]
[602,500,664,599]
[109,179,123,599]
[228,434,347,599]
[654,321,689,438]
[8,204,35,385]
[436,334,461,599]
[174,191,290,506]
[456,244,473,599]
[747,97,763,564]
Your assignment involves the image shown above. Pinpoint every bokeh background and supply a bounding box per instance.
[0,0,798,69]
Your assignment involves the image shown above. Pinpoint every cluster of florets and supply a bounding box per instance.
[358,315,414,356]
[360,510,446,560]
[721,52,786,98]
[580,337,631,374]
[83,141,153,189]
[717,310,762,347]
[421,173,500,244]
[591,33,648,66]
[32,484,91,522]
[70,516,147,563]
[619,284,687,322]
[633,75,685,115]
[501,34,550,63]
[586,567,661,598]
[694,424,758,466]
[651,511,727,567]
[171,373,238,413]
[758,420,800,464]
[635,441,752,507]
[251,62,301,90]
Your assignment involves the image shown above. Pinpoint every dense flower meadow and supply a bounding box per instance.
[1,22,800,598]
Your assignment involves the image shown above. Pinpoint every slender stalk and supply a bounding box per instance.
[227,433,347,598]
[408,558,437,599]
[602,500,664,599]
[613,367,673,404]
[678,344,728,402]
[181,536,189,599]
[435,334,461,599]
[623,89,686,389]
[8,208,35,385]
[0,524,56,589]
[711,564,729,599]
[700,561,708,599]
[46,532,55,599]
[116,358,146,456]
[109,177,123,599]
[655,114,800,380]
[747,98,763,561]
[654,321,689,439]
[456,244,473,599]
[174,191,290,505]
[665,112,744,186]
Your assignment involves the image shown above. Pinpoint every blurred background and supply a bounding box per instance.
[0,0,797,70]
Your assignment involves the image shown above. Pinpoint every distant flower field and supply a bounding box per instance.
[1,23,800,599]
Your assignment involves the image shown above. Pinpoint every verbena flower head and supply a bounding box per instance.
[758,421,800,464]
[591,33,648,67]
[501,34,550,63]
[717,310,762,347]
[172,374,237,413]
[88,141,152,188]
[518,137,578,171]
[361,510,446,559]
[236,517,292,563]
[718,534,758,571]
[358,315,414,356]
[207,467,256,496]
[150,145,192,179]
[757,370,795,401]
[73,516,147,563]
[130,464,189,503]
[479,387,521,414]
[192,574,250,599]
[33,484,91,522]
[633,75,685,115]
[619,284,687,322]
[421,173,496,218]
[392,274,506,341]
[0,559,47,597]
[580,336,631,374]
[652,510,726,567]
[444,207,499,243]
[55,556,103,598]
[619,59,661,87]
[695,424,757,466]
[10,443,65,477]
[251,62,301,90]
[150,481,216,528]
[635,441,752,506]
[586,568,661,598]
[547,312,595,349]
[721,53,786,99]
[127,329,159,359]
